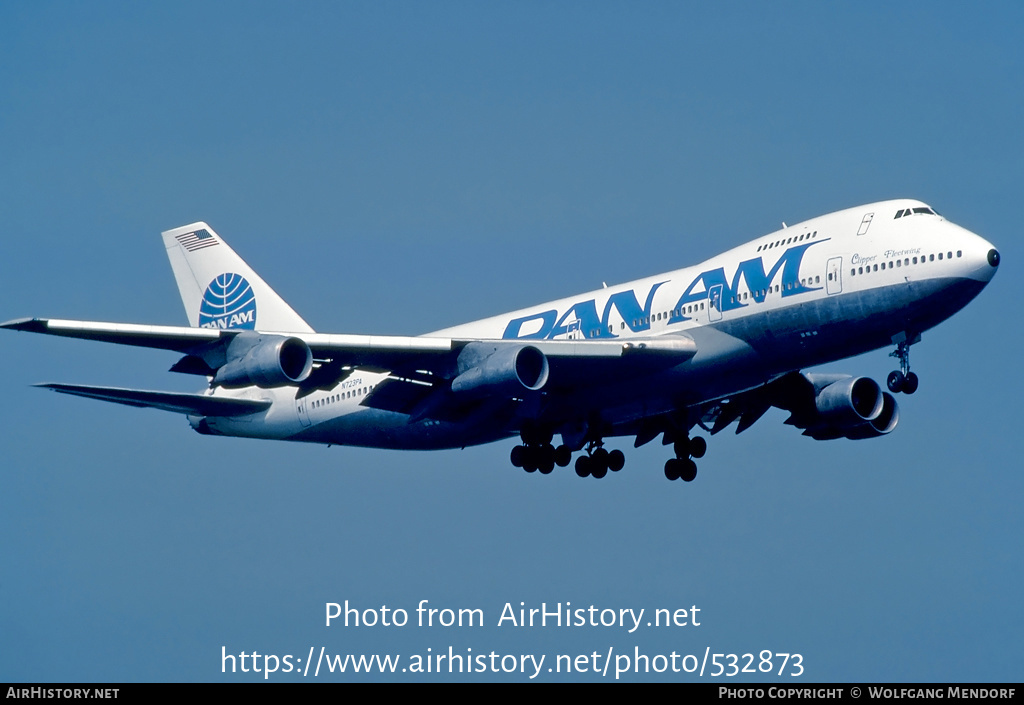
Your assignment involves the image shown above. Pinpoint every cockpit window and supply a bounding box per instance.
[894,206,939,219]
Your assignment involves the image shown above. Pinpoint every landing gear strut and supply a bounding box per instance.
[887,338,919,394]
[664,434,706,482]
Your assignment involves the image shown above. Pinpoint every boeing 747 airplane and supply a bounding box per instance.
[2,200,1000,482]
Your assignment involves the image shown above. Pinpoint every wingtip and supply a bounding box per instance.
[1,317,48,332]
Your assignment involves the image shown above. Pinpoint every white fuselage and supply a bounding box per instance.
[200,199,998,449]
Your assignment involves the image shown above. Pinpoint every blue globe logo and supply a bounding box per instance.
[198,273,257,329]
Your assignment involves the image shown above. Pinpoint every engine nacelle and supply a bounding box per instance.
[814,376,885,428]
[800,375,899,440]
[212,334,313,388]
[450,343,549,397]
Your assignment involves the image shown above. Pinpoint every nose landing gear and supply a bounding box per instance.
[888,336,920,394]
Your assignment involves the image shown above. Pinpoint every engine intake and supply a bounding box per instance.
[815,376,884,427]
[844,392,900,439]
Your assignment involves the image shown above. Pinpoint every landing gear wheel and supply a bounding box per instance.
[887,370,906,393]
[522,446,538,473]
[680,459,698,482]
[608,449,625,472]
[554,445,572,467]
[591,462,608,479]
[575,455,592,478]
[538,445,555,474]
[903,372,919,395]
[664,459,680,481]
[510,445,525,468]
[689,436,707,459]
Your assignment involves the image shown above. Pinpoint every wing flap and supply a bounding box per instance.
[36,383,271,417]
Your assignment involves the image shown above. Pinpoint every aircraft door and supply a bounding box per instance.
[826,257,843,295]
[708,284,724,321]
[857,213,874,236]
[296,397,311,427]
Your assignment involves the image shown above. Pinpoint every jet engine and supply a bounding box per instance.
[212,334,313,388]
[450,343,549,397]
[844,391,900,439]
[799,375,900,440]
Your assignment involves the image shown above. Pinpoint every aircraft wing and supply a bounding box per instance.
[2,318,697,376]
[2,318,223,351]
[4,318,697,424]
[1,317,461,360]
[35,383,272,416]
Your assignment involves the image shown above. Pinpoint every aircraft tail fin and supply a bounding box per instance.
[161,222,315,333]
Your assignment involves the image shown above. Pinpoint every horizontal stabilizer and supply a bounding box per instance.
[36,383,271,417]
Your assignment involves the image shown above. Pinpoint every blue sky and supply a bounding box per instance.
[1,2,1021,682]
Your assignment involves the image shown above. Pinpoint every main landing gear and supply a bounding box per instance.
[510,426,711,483]
[664,434,706,482]
[574,441,625,479]
[510,426,572,474]
[509,427,625,479]
[887,338,919,395]
[509,439,572,475]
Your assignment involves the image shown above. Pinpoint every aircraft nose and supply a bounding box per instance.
[968,239,1000,283]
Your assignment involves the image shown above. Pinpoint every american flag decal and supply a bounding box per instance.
[175,229,219,252]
